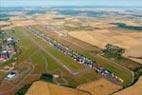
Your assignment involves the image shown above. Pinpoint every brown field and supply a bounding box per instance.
[69,29,142,64]
[113,76,142,95]
[26,81,89,95]
[11,19,37,26]
[78,78,122,95]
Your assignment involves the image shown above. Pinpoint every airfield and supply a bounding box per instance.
[0,13,142,95]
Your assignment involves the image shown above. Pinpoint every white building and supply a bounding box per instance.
[6,72,16,79]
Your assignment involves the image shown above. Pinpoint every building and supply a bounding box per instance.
[6,71,16,79]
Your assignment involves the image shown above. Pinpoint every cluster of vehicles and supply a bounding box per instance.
[27,26,123,84]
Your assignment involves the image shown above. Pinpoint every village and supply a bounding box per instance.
[0,30,19,82]
[0,30,17,63]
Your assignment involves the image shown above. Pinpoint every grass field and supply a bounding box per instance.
[31,25,134,86]
[24,27,88,72]
[2,26,100,88]
[23,26,100,86]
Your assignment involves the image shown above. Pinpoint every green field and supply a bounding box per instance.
[32,25,134,86]
[3,26,99,87]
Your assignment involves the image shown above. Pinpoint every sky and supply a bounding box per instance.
[0,0,142,7]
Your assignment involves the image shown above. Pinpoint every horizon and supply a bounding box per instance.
[0,0,142,7]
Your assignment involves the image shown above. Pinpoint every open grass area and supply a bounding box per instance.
[32,25,134,86]
[24,27,86,72]
[3,26,100,87]
[24,26,100,86]
[9,27,67,73]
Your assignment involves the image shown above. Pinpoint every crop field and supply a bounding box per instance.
[68,29,142,70]
[78,78,122,95]
[113,76,142,95]
[2,26,100,88]
[26,81,90,95]
[69,29,142,63]
[31,25,133,86]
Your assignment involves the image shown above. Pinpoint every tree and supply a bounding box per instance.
[16,84,31,95]
[103,44,125,59]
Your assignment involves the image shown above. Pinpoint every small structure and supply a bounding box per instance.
[40,73,53,82]
[0,50,10,62]
[53,74,59,78]
[6,71,16,80]
[7,37,12,42]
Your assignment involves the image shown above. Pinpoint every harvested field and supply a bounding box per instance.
[113,76,142,95]
[69,29,142,64]
[26,81,89,95]
[78,78,122,95]
[11,19,37,26]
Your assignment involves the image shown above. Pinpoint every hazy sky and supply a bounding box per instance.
[0,0,142,7]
